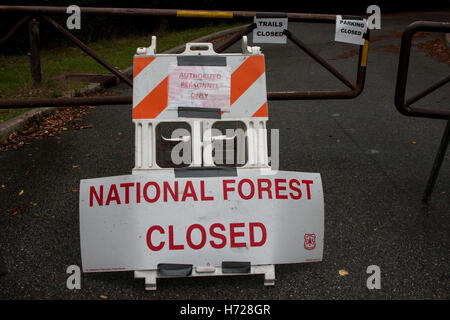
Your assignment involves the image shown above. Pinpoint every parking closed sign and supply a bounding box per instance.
[335,15,368,45]
[79,171,324,272]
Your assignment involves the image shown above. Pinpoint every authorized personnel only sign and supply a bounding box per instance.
[79,171,324,272]
[334,15,368,45]
[253,15,288,44]
[168,64,231,110]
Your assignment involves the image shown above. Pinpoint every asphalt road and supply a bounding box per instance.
[0,11,449,300]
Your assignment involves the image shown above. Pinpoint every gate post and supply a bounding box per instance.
[28,18,42,85]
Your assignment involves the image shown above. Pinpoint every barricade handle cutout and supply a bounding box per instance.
[182,42,216,55]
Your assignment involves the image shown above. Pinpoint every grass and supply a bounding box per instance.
[0,21,243,122]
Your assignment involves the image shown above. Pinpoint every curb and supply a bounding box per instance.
[0,24,249,143]
[0,83,100,143]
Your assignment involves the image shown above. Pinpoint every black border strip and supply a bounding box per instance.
[157,264,193,277]
[341,15,364,21]
[177,56,226,66]
[177,107,221,119]
[222,261,251,274]
[174,166,237,178]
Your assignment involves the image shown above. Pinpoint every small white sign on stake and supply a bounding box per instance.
[253,15,288,44]
[334,15,368,45]
[168,64,231,110]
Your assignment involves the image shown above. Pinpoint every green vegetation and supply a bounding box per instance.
[0,21,243,122]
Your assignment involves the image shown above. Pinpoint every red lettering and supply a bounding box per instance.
[238,179,255,200]
[200,180,214,201]
[257,179,272,199]
[249,222,267,247]
[146,221,267,252]
[230,223,246,248]
[146,225,165,251]
[120,183,134,204]
[105,184,121,205]
[168,225,184,250]
[89,185,103,207]
[163,181,178,202]
[289,179,302,199]
[209,223,226,249]
[143,181,160,203]
[301,180,314,199]
[186,224,207,250]
[182,181,198,201]
[223,179,235,200]
[136,182,141,203]
[274,179,288,199]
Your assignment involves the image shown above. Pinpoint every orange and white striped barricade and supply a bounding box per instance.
[132,36,269,172]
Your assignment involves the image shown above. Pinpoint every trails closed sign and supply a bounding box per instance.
[79,171,324,272]
[253,15,288,44]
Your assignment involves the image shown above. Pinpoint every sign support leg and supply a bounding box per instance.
[422,119,449,203]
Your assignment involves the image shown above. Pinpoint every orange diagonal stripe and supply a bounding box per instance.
[133,76,168,119]
[133,57,155,78]
[252,102,268,117]
[230,55,265,105]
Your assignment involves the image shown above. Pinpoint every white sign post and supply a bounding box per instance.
[334,15,368,45]
[253,15,288,44]
[79,171,324,272]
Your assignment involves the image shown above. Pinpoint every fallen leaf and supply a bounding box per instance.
[338,269,349,276]
[412,141,417,145]
[7,207,21,215]
[72,165,79,169]
[0,103,96,152]
[18,189,24,196]
[99,295,108,300]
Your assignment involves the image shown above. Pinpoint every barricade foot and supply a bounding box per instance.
[134,264,276,291]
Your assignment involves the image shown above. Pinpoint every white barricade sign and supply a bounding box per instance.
[253,15,288,44]
[79,171,324,272]
[334,15,368,45]
[79,38,325,289]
